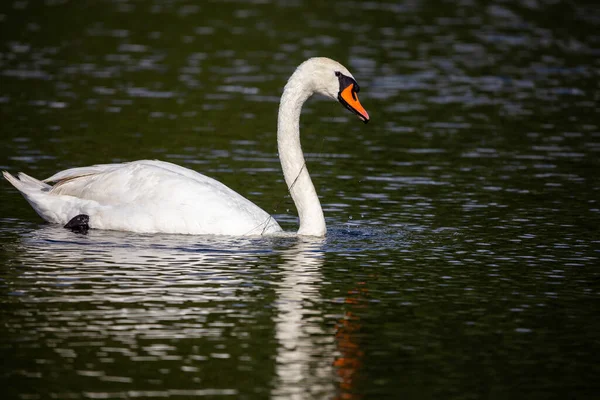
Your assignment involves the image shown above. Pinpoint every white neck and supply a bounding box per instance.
[277,70,326,236]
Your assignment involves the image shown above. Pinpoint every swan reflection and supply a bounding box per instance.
[271,236,336,399]
[9,226,343,398]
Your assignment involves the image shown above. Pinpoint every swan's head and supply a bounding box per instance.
[293,57,370,123]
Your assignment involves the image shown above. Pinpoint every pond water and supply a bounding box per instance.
[1,0,599,399]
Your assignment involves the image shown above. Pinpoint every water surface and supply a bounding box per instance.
[1,0,599,399]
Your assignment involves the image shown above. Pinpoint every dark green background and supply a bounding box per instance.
[1,1,599,399]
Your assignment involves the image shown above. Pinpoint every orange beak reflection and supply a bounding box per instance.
[339,84,370,123]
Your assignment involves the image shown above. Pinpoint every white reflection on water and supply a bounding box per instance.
[8,225,336,398]
[271,237,335,399]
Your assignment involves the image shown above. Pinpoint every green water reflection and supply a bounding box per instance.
[1,0,599,399]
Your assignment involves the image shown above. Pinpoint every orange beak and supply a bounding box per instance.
[339,84,370,123]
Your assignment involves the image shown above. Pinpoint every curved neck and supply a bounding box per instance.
[277,73,326,236]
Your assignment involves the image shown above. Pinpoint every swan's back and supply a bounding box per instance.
[6,160,282,235]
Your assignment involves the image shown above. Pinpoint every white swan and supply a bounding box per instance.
[3,57,369,236]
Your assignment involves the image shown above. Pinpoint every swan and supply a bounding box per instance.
[3,57,369,236]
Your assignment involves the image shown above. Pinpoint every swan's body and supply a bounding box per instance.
[4,160,282,235]
[3,57,369,236]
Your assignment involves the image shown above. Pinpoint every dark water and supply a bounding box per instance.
[1,0,599,399]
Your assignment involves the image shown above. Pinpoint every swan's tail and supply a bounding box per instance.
[3,171,51,193]
[3,171,63,223]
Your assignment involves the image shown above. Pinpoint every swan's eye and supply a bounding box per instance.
[336,73,357,94]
